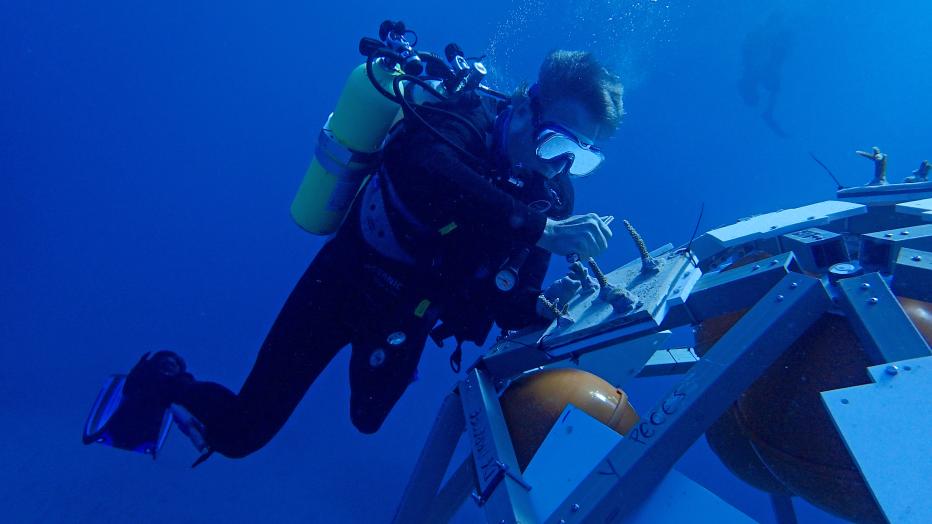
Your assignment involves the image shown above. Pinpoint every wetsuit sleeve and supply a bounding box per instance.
[383,124,547,250]
[491,247,552,330]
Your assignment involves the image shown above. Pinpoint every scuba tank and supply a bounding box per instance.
[290,20,507,235]
[290,61,402,234]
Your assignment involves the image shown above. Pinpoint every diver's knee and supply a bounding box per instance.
[350,407,387,435]
[216,442,261,459]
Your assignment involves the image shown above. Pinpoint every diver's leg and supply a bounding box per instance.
[176,243,355,458]
[347,318,431,434]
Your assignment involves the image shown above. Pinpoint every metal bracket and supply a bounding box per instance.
[460,368,537,524]
[835,272,932,364]
[636,347,700,378]
[891,248,932,302]
[675,251,800,323]
[858,223,932,274]
[471,460,533,507]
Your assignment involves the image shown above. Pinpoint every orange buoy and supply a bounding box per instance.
[696,256,932,523]
[499,368,639,471]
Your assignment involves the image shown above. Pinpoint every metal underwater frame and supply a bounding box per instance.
[393,182,932,524]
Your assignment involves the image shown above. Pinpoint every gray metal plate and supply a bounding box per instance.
[892,248,932,302]
[837,181,932,205]
[897,197,932,222]
[637,347,700,378]
[822,356,932,524]
[622,469,756,524]
[690,200,866,264]
[543,331,671,387]
[523,406,624,522]
[538,247,697,352]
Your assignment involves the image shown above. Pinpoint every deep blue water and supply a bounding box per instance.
[3,1,930,522]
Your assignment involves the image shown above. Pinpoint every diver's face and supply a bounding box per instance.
[507,98,604,179]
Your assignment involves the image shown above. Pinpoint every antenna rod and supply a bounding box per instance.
[808,151,844,190]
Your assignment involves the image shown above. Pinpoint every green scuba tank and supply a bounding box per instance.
[290,62,402,235]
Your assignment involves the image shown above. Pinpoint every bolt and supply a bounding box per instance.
[752,264,760,271]
[776,294,785,302]
[369,349,387,368]
[771,259,779,266]
[790,282,799,289]
[861,283,871,290]
[841,398,849,404]
[886,365,899,376]
[913,255,923,262]
[901,230,910,235]
[885,233,894,238]
[770,225,778,230]
[572,503,581,512]
[807,216,816,220]
[868,297,879,305]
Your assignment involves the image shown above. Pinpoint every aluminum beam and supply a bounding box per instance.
[393,391,466,524]
[460,368,536,524]
[835,272,932,364]
[544,275,831,524]
[891,248,932,302]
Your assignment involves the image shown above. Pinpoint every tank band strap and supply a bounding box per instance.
[315,128,382,178]
[318,127,382,164]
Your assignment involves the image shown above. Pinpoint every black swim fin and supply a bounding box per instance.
[83,351,192,458]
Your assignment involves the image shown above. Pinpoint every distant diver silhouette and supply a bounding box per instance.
[738,12,793,138]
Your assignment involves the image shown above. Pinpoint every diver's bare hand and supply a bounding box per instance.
[536,213,613,259]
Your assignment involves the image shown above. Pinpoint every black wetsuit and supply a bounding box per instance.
[175,93,574,458]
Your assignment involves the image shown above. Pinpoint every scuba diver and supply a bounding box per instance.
[83,21,624,463]
[738,11,794,138]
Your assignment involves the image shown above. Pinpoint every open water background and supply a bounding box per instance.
[3,1,931,522]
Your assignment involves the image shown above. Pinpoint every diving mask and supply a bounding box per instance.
[535,123,604,177]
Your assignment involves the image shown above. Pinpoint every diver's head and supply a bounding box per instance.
[506,50,624,179]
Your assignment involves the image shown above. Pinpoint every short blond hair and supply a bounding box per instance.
[538,50,624,135]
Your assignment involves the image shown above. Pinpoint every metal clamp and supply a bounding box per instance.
[471,460,532,507]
